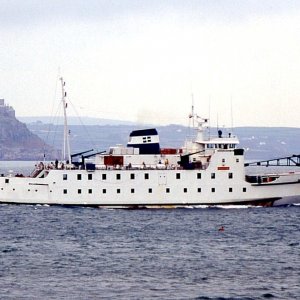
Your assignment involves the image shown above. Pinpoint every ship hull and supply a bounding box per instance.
[1,169,300,207]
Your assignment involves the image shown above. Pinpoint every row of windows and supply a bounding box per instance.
[0,186,246,194]
[62,187,247,194]
[63,172,234,181]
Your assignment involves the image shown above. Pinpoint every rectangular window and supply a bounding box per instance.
[63,174,67,180]
[183,188,187,193]
[148,188,152,193]
[102,189,106,194]
[102,174,106,180]
[228,172,233,179]
[198,188,201,193]
[222,158,225,163]
[131,188,135,193]
[63,189,67,194]
[211,188,215,193]
[78,189,81,194]
[243,187,247,193]
[236,159,240,163]
[197,173,201,179]
[88,174,93,180]
[116,174,121,180]
[229,187,233,192]
[117,189,121,194]
[130,173,135,180]
[166,188,170,193]
[88,189,92,194]
[176,173,181,179]
[77,174,82,180]
[5,178,9,183]
[211,173,215,179]
[144,173,149,180]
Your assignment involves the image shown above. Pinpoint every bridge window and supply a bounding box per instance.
[142,136,151,143]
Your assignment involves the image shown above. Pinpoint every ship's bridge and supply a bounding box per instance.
[203,136,239,150]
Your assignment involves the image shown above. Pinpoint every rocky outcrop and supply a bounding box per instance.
[0,101,58,160]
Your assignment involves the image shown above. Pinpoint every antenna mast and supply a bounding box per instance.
[230,96,234,133]
[60,77,71,164]
[191,93,195,128]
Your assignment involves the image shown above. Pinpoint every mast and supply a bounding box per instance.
[60,77,71,163]
[189,102,208,142]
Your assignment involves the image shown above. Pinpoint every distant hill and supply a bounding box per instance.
[0,101,58,160]
[25,121,300,161]
[0,103,300,160]
[6,105,300,161]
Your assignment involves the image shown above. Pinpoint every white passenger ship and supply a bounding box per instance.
[1,79,300,207]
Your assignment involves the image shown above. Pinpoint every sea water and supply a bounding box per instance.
[0,205,299,299]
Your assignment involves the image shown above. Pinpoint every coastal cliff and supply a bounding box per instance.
[0,99,57,160]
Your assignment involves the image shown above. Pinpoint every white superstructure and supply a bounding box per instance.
[1,80,300,207]
[1,114,300,207]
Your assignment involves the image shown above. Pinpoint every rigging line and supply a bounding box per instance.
[44,74,61,148]
[43,74,61,160]
[67,100,100,152]
[230,96,234,134]
[208,95,211,139]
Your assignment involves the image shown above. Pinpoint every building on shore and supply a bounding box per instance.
[0,99,15,118]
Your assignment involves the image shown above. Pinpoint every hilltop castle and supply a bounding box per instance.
[0,99,15,118]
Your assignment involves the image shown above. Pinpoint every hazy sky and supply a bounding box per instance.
[1,0,300,127]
